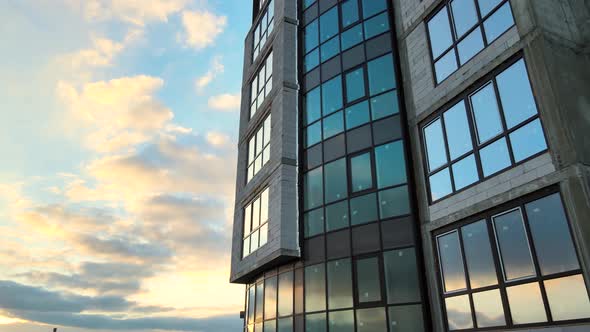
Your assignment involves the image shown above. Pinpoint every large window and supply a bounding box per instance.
[426,0,515,83]
[422,57,547,202]
[253,0,274,61]
[435,191,590,330]
[250,52,273,118]
[242,188,269,258]
[248,115,271,182]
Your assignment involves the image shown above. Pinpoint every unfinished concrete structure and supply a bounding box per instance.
[230,0,590,331]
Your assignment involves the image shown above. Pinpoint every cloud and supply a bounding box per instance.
[195,56,224,92]
[57,75,174,153]
[67,0,188,26]
[208,93,241,111]
[205,131,231,148]
[58,37,124,69]
[180,10,227,50]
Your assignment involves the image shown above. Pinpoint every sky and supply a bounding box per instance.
[0,0,251,331]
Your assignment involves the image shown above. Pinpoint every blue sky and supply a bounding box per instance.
[0,0,251,330]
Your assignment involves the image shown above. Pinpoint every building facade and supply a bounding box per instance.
[230,0,590,331]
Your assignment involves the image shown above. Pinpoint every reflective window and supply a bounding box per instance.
[305,49,320,72]
[305,264,326,312]
[345,68,366,103]
[305,313,326,332]
[367,54,396,96]
[322,76,343,115]
[384,248,420,303]
[361,0,387,18]
[421,58,547,201]
[356,257,381,303]
[265,276,277,319]
[305,121,322,148]
[247,116,271,182]
[304,167,323,210]
[356,307,387,332]
[329,310,354,332]
[350,193,377,225]
[378,185,410,219]
[325,201,349,231]
[305,87,321,125]
[341,24,363,50]
[323,111,344,140]
[345,101,370,130]
[324,158,347,203]
[256,282,264,321]
[341,0,359,28]
[321,36,340,62]
[427,0,515,83]
[388,305,424,332]
[350,153,373,192]
[252,0,274,61]
[264,320,276,332]
[375,141,406,188]
[364,12,389,39]
[305,21,319,53]
[243,188,270,258]
[278,317,293,332]
[304,208,324,238]
[278,272,293,316]
[435,192,589,330]
[327,259,353,309]
[320,7,339,43]
[250,52,273,117]
[370,91,398,120]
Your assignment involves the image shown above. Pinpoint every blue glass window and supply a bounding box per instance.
[305,48,320,72]
[305,20,319,53]
[305,87,321,125]
[321,36,340,63]
[323,111,344,139]
[361,0,387,19]
[304,167,323,210]
[341,24,363,50]
[364,12,389,39]
[480,137,511,176]
[304,208,324,238]
[483,3,514,42]
[367,54,396,95]
[325,158,348,204]
[345,101,370,130]
[350,193,378,225]
[375,141,406,188]
[306,121,322,147]
[326,200,349,231]
[350,152,373,192]
[320,7,339,43]
[457,28,484,65]
[496,59,538,128]
[428,7,453,59]
[379,185,410,219]
[370,91,398,120]
[322,76,343,115]
[345,67,366,102]
[341,0,360,28]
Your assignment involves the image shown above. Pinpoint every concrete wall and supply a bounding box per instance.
[393,0,590,330]
[230,0,301,284]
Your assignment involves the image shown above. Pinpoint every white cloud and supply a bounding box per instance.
[207,93,240,111]
[67,0,188,26]
[205,131,230,147]
[180,10,227,50]
[58,37,124,69]
[195,56,224,92]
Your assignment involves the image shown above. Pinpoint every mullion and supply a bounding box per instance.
[472,0,489,46]
[485,216,513,327]
[439,111,455,193]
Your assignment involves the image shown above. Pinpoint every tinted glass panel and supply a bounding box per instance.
[451,0,478,37]
[306,313,326,332]
[525,193,580,275]
[304,167,323,210]
[325,158,348,203]
[480,137,511,176]
[323,111,344,139]
[367,54,396,96]
[305,208,324,238]
[506,282,547,324]
[305,264,326,312]
[345,101,370,129]
[320,7,338,42]
[375,141,406,188]
[472,289,506,327]
[424,119,447,171]
[341,0,359,28]
[471,83,502,144]
[444,101,473,160]
[322,76,343,115]
[350,153,373,192]
[321,36,340,62]
[384,248,420,303]
[356,307,387,332]
[325,201,349,231]
[462,220,497,288]
[428,7,453,58]
[379,186,410,219]
[327,259,353,309]
[364,12,389,39]
[305,20,319,52]
[306,88,321,125]
[451,155,479,190]
[388,305,424,332]
[356,257,381,302]
[278,317,293,332]
[544,275,590,321]
[370,91,398,120]
[265,320,277,332]
[435,50,458,83]
[256,282,264,321]
[496,59,538,128]
[341,24,363,50]
[438,231,467,292]
[478,0,502,16]
[278,272,293,316]
[493,209,535,281]
[509,119,547,162]
[429,168,452,201]
[305,49,320,72]
[350,193,378,225]
[483,3,514,42]
[361,0,387,18]
[445,295,473,330]
[265,277,277,319]
[306,121,322,147]
[329,310,354,332]
[345,67,366,102]
[248,286,255,323]
[457,27,484,64]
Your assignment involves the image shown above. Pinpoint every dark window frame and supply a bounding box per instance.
[252,0,275,63]
[432,186,590,331]
[424,0,516,85]
[420,54,549,204]
[249,50,274,120]
[242,187,270,259]
[246,114,272,184]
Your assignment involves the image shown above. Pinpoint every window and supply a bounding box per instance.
[247,115,271,182]
[242,188,270,258]
[305,264,326,312]
[422,58,547,202]
[327,259,353,309]
[252,0,274,61]
[435,191,590,330]
[426,0,515,83]
[250,52,273,118]
[356,257,382,303]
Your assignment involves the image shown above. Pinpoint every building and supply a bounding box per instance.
[230,0,590,331]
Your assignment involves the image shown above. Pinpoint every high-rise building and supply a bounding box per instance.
[230,0,590,331]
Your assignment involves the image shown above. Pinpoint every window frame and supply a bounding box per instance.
[242,187,270,259]
[250,51,274,119]
[252,0,275,62]
[432,187,590,331]
[420,54,549,204]
[247,114,272,183]
[425,0,516,85]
